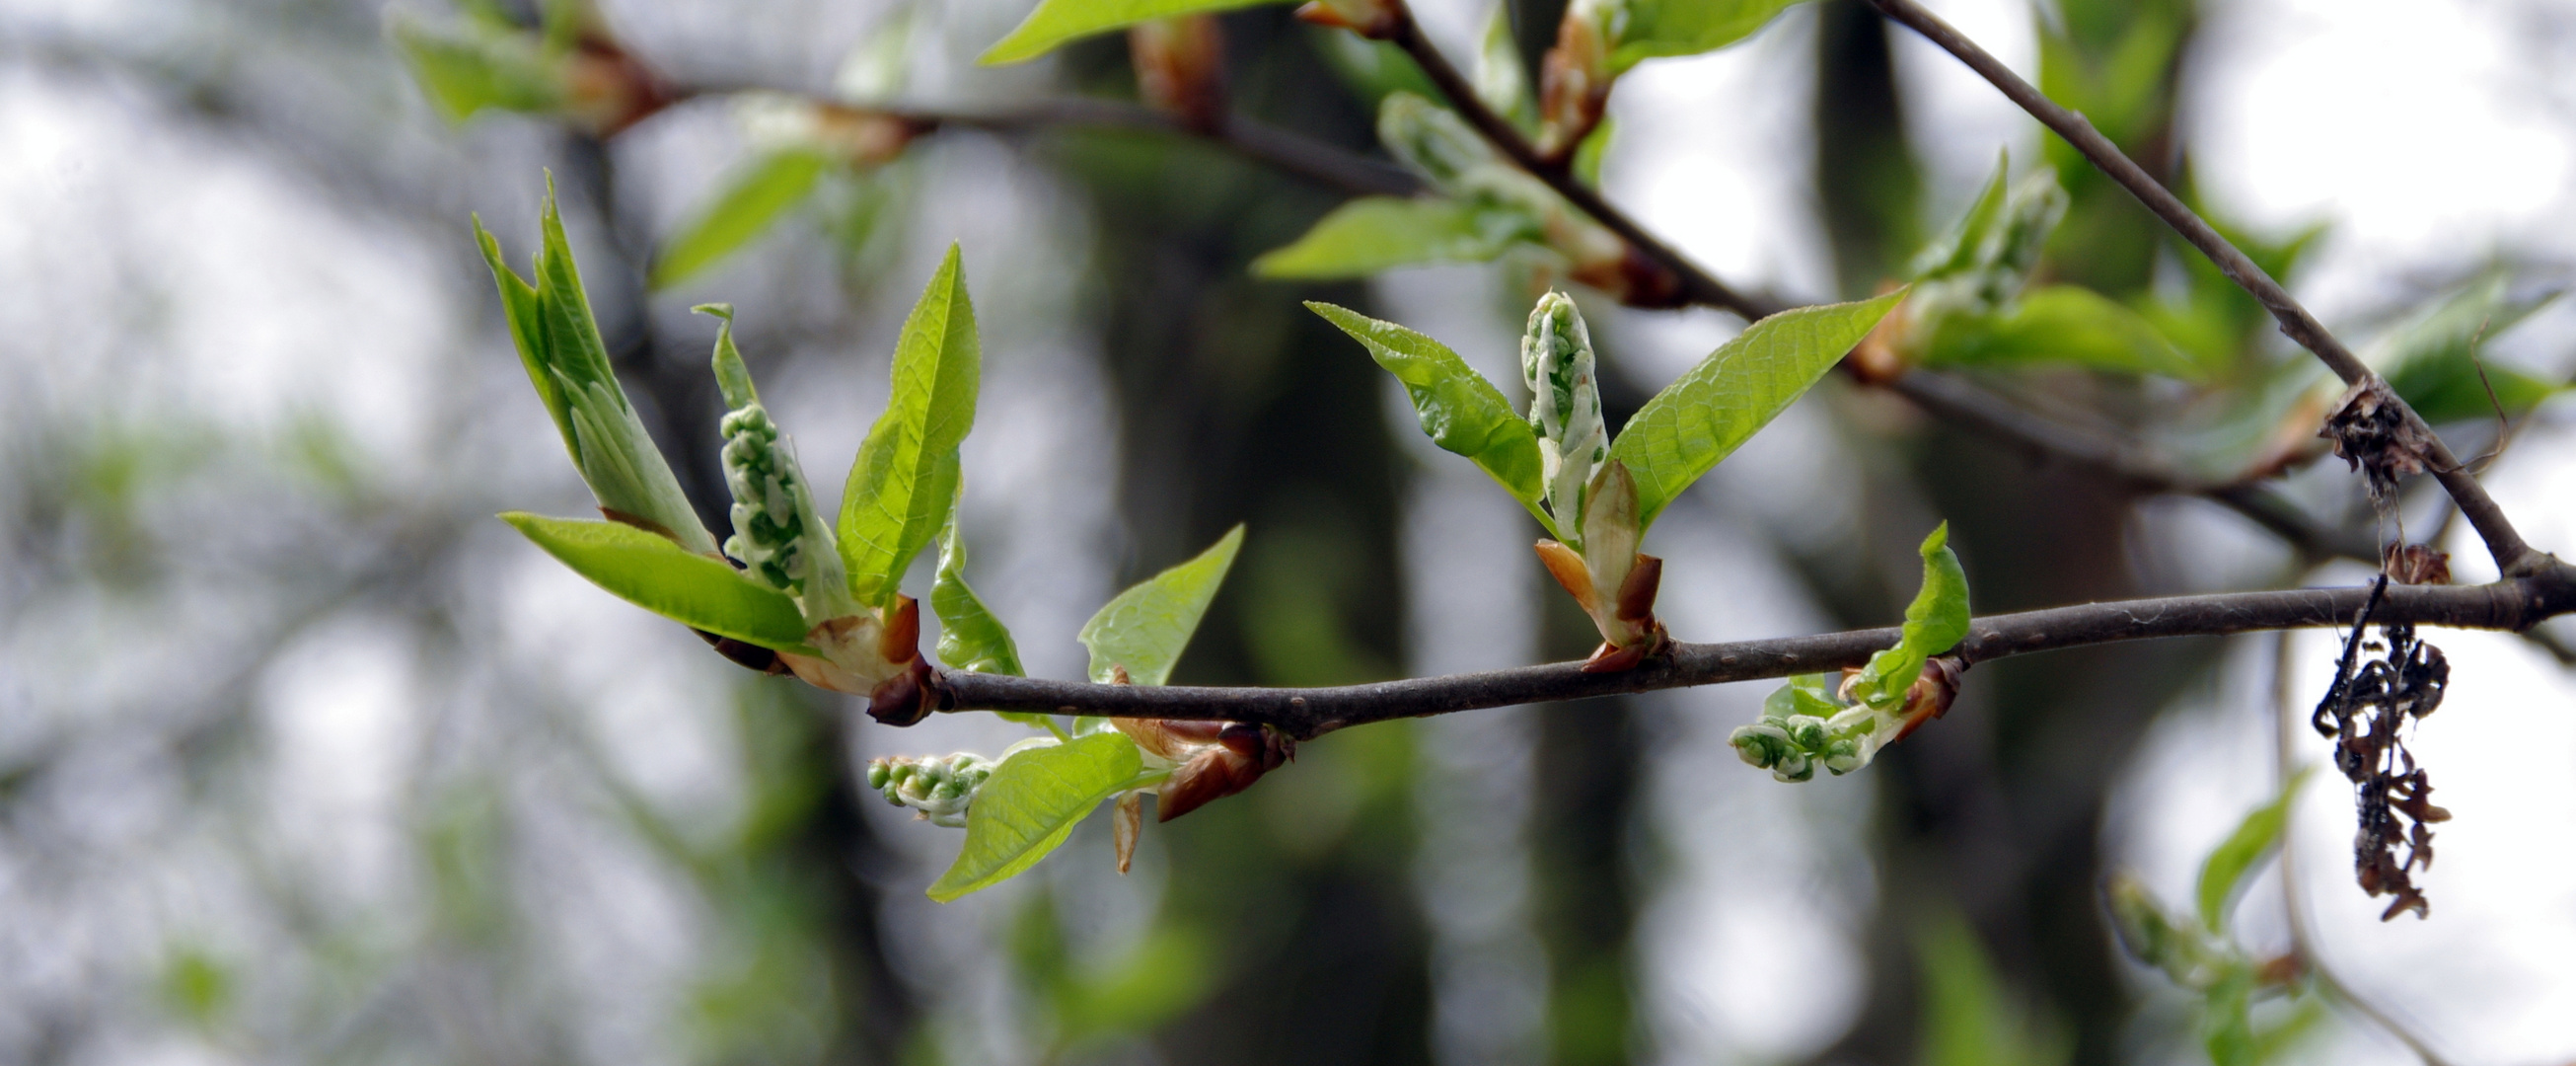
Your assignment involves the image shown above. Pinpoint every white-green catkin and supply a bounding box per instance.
[1522,291,1607,543]
[866,753,995,827]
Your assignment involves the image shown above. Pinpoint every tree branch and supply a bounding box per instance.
[1881,369,2378,564]
[1381,1,1787,320]
[938,569,2576,738]
[1863,0,2541,577]
[885,99,1424,197]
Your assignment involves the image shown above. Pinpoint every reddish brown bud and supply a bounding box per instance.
[1292,0,1399,39]
[1155,723,1292,821]
[864,656,942,725]
[1535,539,1596,611]
[1129,15,1228,134]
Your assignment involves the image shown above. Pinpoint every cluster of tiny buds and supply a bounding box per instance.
[865,753,995,828]
[719,404,809,594]
[1730,707,1879,783]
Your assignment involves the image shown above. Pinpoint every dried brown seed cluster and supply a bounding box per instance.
[2311,581,2453,921]
[2319,376,2439,509]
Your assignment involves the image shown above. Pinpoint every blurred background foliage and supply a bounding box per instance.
[3,0,2575,1064]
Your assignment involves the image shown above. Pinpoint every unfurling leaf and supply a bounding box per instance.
[1253,197,1532,278]
[1079,526,1245,686]
[1611,290,1903,530]
[931,484,1025,677]
[2196,768,2312,932]
[652,149,832,289]
[1733,523,1967,783]
[499,512,813,652]
[1307,303,1548,527]
[477,187,720,556]
[841,245,981,607]
[928,731,1144,901]
[1849,522,1970,709]
[981,0,1284,65]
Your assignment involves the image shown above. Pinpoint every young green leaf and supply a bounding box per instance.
[931,485,1025,677]
[980,0,1284,65]
[2370,274,2565,422]
[1912,154,2013,281]
[651,149,833,290]
[1850,522,1969,710]
[1922,286,2202,379]
[1079,525,1245,686]
[1609,290,1902,529]
[1609,0,1804,73]
[2195,768,2311,932]
[2200,966,2258,1066]
[840,245,981,607]
[476,187,720,556]
[499,512,814,651]
[1306,303,1549,527]
[1251,197,1531,279]
[927,731,1144,901]
[393,16,563,123]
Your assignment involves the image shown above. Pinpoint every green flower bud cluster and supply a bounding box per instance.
[719,403,810,593]
[699,304,859,627]
[1728,674,1898,783]
[866,752,996,827]
[1522,291,1607,544]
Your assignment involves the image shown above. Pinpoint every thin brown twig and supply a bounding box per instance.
[2271,632,2461,1066]
[937,568,2576,737]
[1864,0,2541,577]
[1880,368,2378,563]
[1380,1,1787,320]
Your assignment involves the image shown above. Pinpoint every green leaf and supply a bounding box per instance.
[2196,768,2311,932]
[1924,286,2202,379]
[500,512,813,651]
[651,149,833,290]
[393,17,562,123]
[1306,302,1549,525]
[1610,290,1903,529]
[1916,913,2065,1066]
[927,731,1143,901]
[980,0,1285,65]
[932,486,1025,677]
[1610,0,1804,73]
[1851,522,1970,710]
[1914,154,2013,280]
[1079,525,1244,686]
[2200,966,2258,1066]
[1572,115,1614,188]
[476,186,718,556]
[2371,274,2565,422]
[1252,197,1532,279]
[840,245,981,607]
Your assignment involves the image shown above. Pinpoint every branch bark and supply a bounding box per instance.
[1381,1,1787,320]
[939,569,2576,738]
[1863,0,2542,577]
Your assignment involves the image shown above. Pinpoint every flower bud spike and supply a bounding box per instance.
[700,305,862,628]
[1522,291,1606,542]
